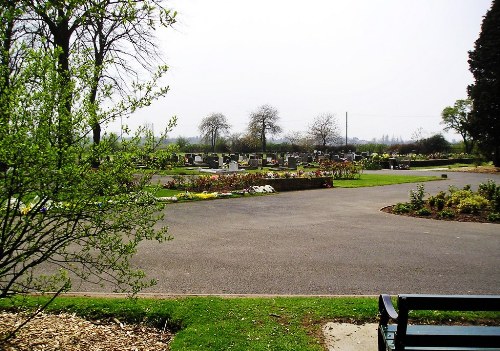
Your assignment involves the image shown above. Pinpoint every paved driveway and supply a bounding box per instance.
[83,170,500,295]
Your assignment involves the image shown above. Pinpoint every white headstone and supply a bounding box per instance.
[229,161,238,172]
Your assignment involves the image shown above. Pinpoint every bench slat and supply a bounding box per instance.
[399,295,500,312]
[381,325,500,349]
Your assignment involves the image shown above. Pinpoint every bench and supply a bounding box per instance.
[378,294,500,351]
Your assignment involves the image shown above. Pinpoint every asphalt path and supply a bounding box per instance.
[80,170,500,295]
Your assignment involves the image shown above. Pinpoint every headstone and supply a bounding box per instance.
[230,154,238,162]
[333,154,340,161]
[194,155,203,164]
[345,153,354,161]
[171,154,179,163]
[248,159,259,168]
[219,157,224,168]
[229,161,238,172]
[278,158,285,166]
[208,157,219,169]
[288,157,297,170]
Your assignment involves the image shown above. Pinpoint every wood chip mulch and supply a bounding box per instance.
[0,312,172,351]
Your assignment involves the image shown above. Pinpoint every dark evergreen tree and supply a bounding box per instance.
[467,0,500,166]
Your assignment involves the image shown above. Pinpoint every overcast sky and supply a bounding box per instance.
[107,0,493,142]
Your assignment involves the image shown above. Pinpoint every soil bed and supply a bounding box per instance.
[381,205,496,223]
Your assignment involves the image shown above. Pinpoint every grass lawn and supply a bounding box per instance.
[334,174,440,188]
[1,296,498,350]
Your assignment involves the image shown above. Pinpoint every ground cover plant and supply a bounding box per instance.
[384,180,500,223]
[1,296,498,350]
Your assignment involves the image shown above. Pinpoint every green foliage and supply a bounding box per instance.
[409,184,426,210]
[441,99,474,153]
[392,203,412,214]
[450,189,474,205]
[0,48,170,297]
[318,160,363,179]
[467,1,500,166]
[415,207,432,216]
[391,180,499,222]
[3,296,499,351]
[334,174,439,188]
[457,194,490,214]
[478,179,500,211]
[438,209,455,219]
[487,212,500,222]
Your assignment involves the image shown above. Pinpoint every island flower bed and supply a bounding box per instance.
[163,171,334,193]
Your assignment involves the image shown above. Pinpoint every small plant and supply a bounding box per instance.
[457,195,490,214]
[487,212,500,222]
[409,184,425,210]
[450,189,474,205]
[416,207,432,216]
[478,179,500,212]
[438,209,455,219]
[435,197,446,211]
[392,203,411,214]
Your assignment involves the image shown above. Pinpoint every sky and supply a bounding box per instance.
[106,0,493,143]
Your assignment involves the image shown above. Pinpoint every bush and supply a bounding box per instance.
[450,189,474,205]
[478,179,500,212]
[457,195,490,214]
[438,209,456,219]
[392,203,412,214]
[487,212,500,222]
[409,184,425,210]
[416,207,432,216]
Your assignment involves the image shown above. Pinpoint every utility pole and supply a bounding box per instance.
[345,112,348,146]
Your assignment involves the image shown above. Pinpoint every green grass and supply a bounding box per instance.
[1,296,498,350]
[334,174,440,188]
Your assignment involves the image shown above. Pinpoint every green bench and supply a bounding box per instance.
[378,294,500,350]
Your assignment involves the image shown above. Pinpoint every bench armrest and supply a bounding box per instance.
[379,294,398,325]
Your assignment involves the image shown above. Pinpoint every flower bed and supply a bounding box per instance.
[163,171,334,193]
[382,180,500,223]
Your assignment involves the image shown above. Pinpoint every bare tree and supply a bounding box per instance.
[308,113,340,148]
[248,104,282,152]
[199,113,230,152]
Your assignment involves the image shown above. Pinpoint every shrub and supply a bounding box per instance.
[478,179,500,212]
[438,209,455,219]
[436,198,446,211]
[450,189,474,205]
[416,207,432,216]
[392,203,412,214]
[409,184,425,210]
[487,212,500,222]
[457,195,490,214]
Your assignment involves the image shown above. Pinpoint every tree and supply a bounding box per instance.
[248,104,282,152]
[441,99,475,154]
[308,113,341,149]
[18,0,176,165]
[467,0,500,166]
[0,3,176,333]
[419,134,451,154]
[0,46,172,302]
[199,113,230,152]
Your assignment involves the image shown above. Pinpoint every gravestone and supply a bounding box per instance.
[194,155,203,164]
[248,159,259,168]
[229,161,238,172]
[287,157,297,170]
[208,157,219,169]
[219,157,224,168]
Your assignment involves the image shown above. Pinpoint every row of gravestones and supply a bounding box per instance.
[183,152,371,168]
